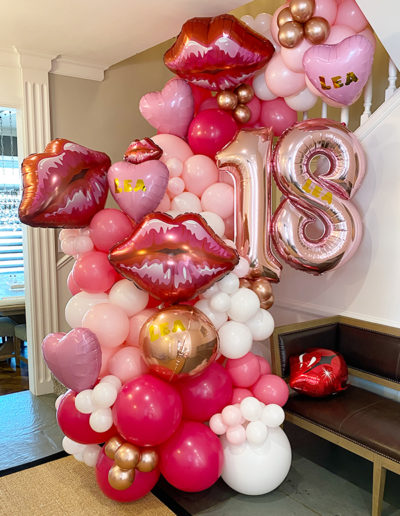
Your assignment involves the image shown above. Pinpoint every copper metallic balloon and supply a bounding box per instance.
[139,305,219,382]
[289,0,315,23]
[233,104,251,124]
[104,435,124,460]
[136,449,159,473]
[108,464,135,490]
[278,21,304,49]
[114,443,141,470]
[304,17,330,44]
[235,84,254,105]
[217,91,238,111]
[277,7,294,28]
[239,278,252,289]
[251,278,274,310]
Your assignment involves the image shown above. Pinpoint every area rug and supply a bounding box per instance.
[0,455,175,515]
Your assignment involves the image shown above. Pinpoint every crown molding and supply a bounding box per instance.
[51,56,109,81]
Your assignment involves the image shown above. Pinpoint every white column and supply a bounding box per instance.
[17,50,59,395]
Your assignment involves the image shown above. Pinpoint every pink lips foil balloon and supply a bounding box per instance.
[42,328,102,392]
[107,160,169,223]
[109,212,239,303]
[139,78,195,139]
[303,35,374,106]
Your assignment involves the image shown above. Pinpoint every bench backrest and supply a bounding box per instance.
[271,316,400,391]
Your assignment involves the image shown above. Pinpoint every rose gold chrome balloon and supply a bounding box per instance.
[289,0,315,23]
[139,305,218,382]
[304,17,330,44]
[136,449,159,473]
[104,436,124,460]
[277,7,294,27]
[271,119,365,275]
[217,129,282,281]
[217,91,238,111]
[114,443,141,470]
[251,277,274,310]
[108,464,135,490]
[278,21,304,48]
[233,104,251,124]
[235,84,254,104]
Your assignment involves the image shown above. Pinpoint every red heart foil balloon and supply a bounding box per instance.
[164,14,275,91]
[109,212,239,303]
[19,139,110,228]
[289,348,348,397]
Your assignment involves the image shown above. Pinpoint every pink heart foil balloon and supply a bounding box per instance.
[107,160,169,222]
[139,78,194,138]
[303,35,374,106]
[42,328,101,392]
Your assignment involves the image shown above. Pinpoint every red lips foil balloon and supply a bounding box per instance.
[109,213,239,304]
[289,348,348,397]
[164,14,275,91]
[19,139,110,228]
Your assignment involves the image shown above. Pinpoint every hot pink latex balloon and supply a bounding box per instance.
[335,0,368,32]
[265,53,306,98]
[89,209,134,252]
[225,352,261,388]
[188,109,238,158]
[252,374,289,407]
[159,421,224,492]
[72,251,119,294]
[107,160,169,223]
[259,98,298,137]
[112,374,182,446]
[303,35,374,106]
[42,328,102,392]
[176,362,233,422]
[139,78,194,139]
[96,447,160,502]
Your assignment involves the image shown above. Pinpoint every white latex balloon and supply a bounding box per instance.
[226,424,246,445]
[246,309,275,341]
[200,211,225,238]
[221,427,292,495]
[109,279,149,317]
[171,192,202,213]
[261,404,285,428]
[253,70,278,101]
[89,408,113,432]
[83,444,101,467]
[232,257,250,278]
[100,375,122,391]
[210,292,231,313]
[285,88,318,112]
[218,321,253,359]
[65,291,108,328]
[218,273,240,295]
[240,397,262,422]
[201,283,220,299]
[227,288,260,323]
[75,389,96,414]
[62,436,85,455]
[246,421,268,445]
[209,413,228,435]
[195,299,228,330]
[73,452,84,462]
[221,405,242,427]
[92,382,118,409]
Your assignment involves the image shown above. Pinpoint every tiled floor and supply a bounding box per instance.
[0,390,399,515]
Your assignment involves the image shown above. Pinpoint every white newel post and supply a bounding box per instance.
[17,50,59,395]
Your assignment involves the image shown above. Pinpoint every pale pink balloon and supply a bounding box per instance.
[314,0,338,25]
[156,192,171,212]
[99,345,120,377]
[231,388,253,404]
[325,24,355,44]
[82,303,129,348]
[108,346,149,384]
[285,87,318,111]
[171,192,202,213]
[201,183,234,219]
[265,54,306,98]
[280,39,312,73]
[182,155,219,197]
[270,3,290,44]
[152,134,193,164]
[109,279,149,317]
[126,308,157,347]
[139,78,194,138]
[166,158,183,177]
[334,0,368,32]
[226,424,246,445]
[167,177,185,197]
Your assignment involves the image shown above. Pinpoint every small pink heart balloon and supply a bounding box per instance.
[42,328,101,392]
[303,35,374,106]
[139,78,194,138]
[107,160,169,222]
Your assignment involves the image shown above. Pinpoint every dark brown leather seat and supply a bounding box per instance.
[286,385,400,463]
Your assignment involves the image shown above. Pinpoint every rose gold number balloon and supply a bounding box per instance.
[271,119,365,275]
[217,129,282,281]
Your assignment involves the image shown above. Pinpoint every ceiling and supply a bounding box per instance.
[4,0,249,80]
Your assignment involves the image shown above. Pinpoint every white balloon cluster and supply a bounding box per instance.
[195,267,275,360]
[209,397,285,446]
[74,375,122,433]
[59,228,93,256]
[62,436,100,467]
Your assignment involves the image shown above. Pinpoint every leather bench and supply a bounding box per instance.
[270,316,400,516]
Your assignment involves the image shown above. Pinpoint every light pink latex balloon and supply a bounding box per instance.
[139,78,194,138]
[226,352,261,388]
[303,35,374,106]
[325,25,355,45]
[182,155,219,197]
[108,346,149,383]
[82,303,129,348]
[252,374,289,407]
[334,0,368,32]
[359,28,376,51]
[314,0,338,25]
[265,54,306,98]
[99,345,120,377]
[231,388,253,404]
[201,183,234,219]
[280,39,312,73]
[126,308,157,347]
[67,271,81,296]
[152,134,193,164]
[89,209,134,252]
[156,192,171,212]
